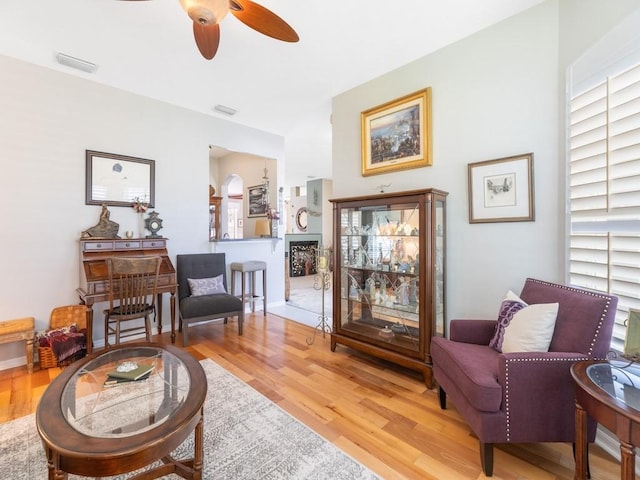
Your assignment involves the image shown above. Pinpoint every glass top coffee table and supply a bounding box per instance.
[36,342,207,479]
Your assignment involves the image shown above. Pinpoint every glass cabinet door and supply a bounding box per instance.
[331,189,447,388]
[434,198,445,338]
[337,201,421,353]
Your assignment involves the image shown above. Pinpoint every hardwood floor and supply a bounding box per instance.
[0,312,622,479]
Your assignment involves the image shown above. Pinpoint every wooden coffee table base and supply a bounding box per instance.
[43,408,204,480]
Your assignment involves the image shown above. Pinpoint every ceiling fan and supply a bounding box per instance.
[122,0,299,60]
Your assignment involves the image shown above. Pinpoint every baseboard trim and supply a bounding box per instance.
[0,356,28,372]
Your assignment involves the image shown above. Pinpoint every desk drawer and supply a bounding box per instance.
[142,239,166,249]
[115,240,143,250]
[82,241,115,251]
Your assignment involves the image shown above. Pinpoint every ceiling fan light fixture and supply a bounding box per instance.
[179,0,229,25]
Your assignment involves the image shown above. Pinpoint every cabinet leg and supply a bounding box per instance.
[330,338,337,352]
[422,368,434,389]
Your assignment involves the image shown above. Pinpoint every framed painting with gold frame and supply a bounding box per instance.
[361,88,432,177]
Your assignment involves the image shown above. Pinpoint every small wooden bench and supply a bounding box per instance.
[0,317,35,373]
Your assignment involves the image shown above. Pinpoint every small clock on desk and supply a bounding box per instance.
[144,211,163,238]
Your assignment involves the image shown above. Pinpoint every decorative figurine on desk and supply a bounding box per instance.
[81,203,120,239]
[144,211,164,238]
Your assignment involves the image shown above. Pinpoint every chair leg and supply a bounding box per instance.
[480,442,494,477]
[144,315,152,342]
[438,386,447,409]
[251,271,256,313]
[104,313,110,348]
[231,270,236,298]
[238,311,244,335]
[241,273,246,314]
[182,322,189,347]
[262,268,267,315]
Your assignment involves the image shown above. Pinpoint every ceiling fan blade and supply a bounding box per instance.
[193,22,221,60]
[230,0,299,43]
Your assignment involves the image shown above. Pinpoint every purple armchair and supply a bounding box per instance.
[431,278,617,476]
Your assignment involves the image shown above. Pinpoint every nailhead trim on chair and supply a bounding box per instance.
[504,355,590,441]
[504,278,614,441]
[525,278,613,356]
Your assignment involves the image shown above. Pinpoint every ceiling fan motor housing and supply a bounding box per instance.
[180,0,229,25]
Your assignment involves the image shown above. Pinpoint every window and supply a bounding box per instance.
[569,62,640,351]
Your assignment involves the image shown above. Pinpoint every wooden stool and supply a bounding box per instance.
[230,261,267,315]
[0,317,35,373]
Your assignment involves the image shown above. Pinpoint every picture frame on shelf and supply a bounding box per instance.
[361,88,432,177]
[468,153,534,223]
[85,150,155,207]
[247,184,267,217]
[624,308,640,360]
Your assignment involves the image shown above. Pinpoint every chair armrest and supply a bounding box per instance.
[449,319,496,344]
[497,351,590,442]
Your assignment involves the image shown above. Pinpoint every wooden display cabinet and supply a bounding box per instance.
[330,189,447,388]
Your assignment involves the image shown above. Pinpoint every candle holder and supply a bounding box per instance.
[306,245,332,345]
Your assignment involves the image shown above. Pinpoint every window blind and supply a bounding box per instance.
[569,63,640,352]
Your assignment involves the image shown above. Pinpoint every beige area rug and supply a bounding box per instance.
[0,358,379,479]
[287,274,333,317]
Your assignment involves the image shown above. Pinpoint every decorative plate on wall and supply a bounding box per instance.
[295,207,308,232]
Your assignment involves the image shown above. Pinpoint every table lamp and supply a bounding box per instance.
[255,219,271,238]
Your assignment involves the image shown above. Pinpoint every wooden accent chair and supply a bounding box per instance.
[431,278,617,476]
[104,256,162,347]
[177,253,244,346]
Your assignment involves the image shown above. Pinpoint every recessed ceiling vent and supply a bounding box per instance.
[55,53,97,73]
[213,104,237,116]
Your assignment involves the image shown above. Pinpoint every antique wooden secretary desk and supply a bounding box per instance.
[77,237,178,352]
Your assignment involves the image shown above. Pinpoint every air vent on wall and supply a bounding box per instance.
[55,53,97,73]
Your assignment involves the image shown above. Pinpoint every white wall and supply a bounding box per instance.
[331,0,640,324]
[0,55,285,368]
[306,178,333,248]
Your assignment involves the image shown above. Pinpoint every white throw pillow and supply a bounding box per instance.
[188,275,226,296]
[501,302,559,353]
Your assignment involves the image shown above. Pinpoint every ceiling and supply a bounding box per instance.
[0,0,544,188]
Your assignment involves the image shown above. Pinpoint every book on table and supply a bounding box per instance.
[104,370,152,387]
[106,364,154,381]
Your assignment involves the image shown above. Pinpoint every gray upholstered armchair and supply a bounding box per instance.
[431,278,617,477]
[176,253,244,346]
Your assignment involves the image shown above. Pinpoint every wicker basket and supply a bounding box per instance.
[38,305,88,369]
[38,345,58,369]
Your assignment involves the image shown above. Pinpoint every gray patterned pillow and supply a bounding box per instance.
[188,275,226,296]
